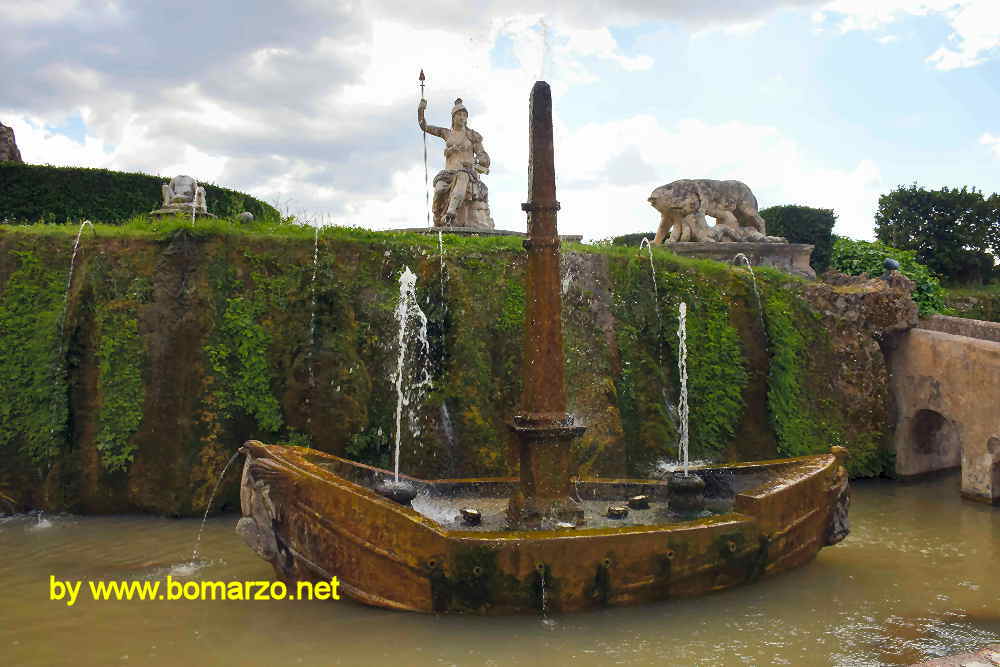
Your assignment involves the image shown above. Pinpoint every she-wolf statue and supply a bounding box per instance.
[648,179,785,244]
[418,96,494,230]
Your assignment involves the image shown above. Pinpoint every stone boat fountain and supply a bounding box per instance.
[236,82,851,614]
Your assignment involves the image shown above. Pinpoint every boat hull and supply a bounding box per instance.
[236,442,850,614]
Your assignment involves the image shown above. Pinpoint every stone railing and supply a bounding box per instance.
[917,314,1000,344]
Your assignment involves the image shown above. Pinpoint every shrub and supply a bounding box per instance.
[611,232,655,247]
[759,205,836,274]
[0,163,279,224]
[830,236,946,315]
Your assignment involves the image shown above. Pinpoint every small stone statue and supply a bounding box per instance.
[418,96,494,229]
[163,175,207,213]
[648,179,786,244]
[151,175,214,219]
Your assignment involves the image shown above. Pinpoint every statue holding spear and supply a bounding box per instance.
[417,73,494,229]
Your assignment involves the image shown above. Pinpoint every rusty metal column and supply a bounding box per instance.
[521,80,565,418]
[507,81,585,529]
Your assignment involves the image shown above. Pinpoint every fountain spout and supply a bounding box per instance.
[506,81,586,529]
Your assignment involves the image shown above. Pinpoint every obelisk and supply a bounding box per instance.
[507,81,586,529]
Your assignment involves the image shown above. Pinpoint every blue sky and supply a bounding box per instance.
[2,1,998,240]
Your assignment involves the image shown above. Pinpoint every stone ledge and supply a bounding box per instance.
[918,314,1000,343]
[393,226,583,243]
[664,242,815,279]
[149,207,216,220]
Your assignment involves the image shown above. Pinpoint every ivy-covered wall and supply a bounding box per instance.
[0,222,904,516]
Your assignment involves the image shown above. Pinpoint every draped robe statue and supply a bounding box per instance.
[418,97,494,229]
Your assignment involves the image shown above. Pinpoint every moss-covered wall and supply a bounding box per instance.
[944,288,1000,323]
[0,222,905,516]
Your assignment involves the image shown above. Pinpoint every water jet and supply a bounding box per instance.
[236,81,851,614]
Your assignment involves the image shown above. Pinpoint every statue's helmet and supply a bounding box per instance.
[451,98,467,117]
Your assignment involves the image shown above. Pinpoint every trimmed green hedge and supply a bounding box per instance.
[759,205,836,274]
[0,163,279,224]
[611,232,655,247]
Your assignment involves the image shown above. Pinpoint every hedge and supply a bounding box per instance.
[759,205,836,274]
[611,231,655,246]
[0,163,280,224]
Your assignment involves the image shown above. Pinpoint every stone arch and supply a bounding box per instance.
[909,408,961,466]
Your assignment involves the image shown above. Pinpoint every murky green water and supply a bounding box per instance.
[2,473,998,666]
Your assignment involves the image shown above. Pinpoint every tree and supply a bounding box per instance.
[759,205,837,273]
[875,184,999,285]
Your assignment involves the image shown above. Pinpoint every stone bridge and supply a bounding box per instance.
[887,315,1000,504]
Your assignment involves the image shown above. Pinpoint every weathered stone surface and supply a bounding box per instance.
[797,274,920,475]
[418,97,494,229]
[394,226,583,242]
[648,179,785,244]
[668,241,815,279]
[918,314,1000,343]
[151,174,215,219]
[911,643,1000,666]
[0,122,23,163]
[806,272,919,336]
[887,323,1000,502]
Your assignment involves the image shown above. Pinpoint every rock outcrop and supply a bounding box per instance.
[793,271,919,475]
[0,122,23,163]
[809,271,919,338]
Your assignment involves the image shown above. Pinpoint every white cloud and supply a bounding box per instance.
[1,113,113,168]
[0,2,886,240]
[560,27,654,70]
[0,0,80,25]
[981,133,1000,158]
[815,0,1000,70]
[693,19,766,38]
[876,34,898,44]
[381,109,879,242]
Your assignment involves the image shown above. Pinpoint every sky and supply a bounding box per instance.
[2,0,999,241]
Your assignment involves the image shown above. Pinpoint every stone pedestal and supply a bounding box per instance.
[668,472,705,512]
[506,415,586,528]
[666,242,815,279]
[149,207,216,220]
[393,227,583,243]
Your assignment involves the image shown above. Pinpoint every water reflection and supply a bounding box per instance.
[2,473,998,666]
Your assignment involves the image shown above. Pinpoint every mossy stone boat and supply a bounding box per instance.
[236,82,850,614]
[236,441,849,614]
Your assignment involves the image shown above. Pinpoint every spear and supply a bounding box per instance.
[419,69,429,228]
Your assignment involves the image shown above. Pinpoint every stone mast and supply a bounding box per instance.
[507,81,586,529]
